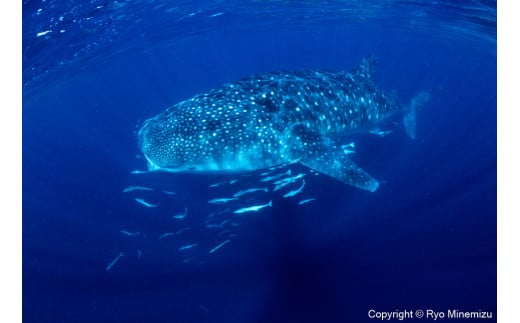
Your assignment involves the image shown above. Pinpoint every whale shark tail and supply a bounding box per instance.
[403,91,431,139]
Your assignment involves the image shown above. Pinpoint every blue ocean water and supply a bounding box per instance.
[23,1,496,322]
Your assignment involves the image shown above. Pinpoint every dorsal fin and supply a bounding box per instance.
[353,56,377,81]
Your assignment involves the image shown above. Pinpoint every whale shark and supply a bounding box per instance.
[138,57,430,192]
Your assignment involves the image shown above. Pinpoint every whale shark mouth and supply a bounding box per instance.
[144,154,173,172]
[143,153,247,174]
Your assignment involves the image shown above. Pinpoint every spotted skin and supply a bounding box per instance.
[138,58,405,191]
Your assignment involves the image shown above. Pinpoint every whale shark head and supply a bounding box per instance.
[139,115,227,173]
[137,100,279,174]
[138,116,194,172]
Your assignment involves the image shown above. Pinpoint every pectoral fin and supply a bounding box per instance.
[289,127,380,192]
[340,158,380,192]
[302,154,380,192]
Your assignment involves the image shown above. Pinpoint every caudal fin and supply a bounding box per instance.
[404,91,431,139]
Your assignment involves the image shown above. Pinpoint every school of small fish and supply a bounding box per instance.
[107,163,321,272]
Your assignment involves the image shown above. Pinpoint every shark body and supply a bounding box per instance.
[138,57,429,192]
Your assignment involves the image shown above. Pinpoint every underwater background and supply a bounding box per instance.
[23,1,496,322]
